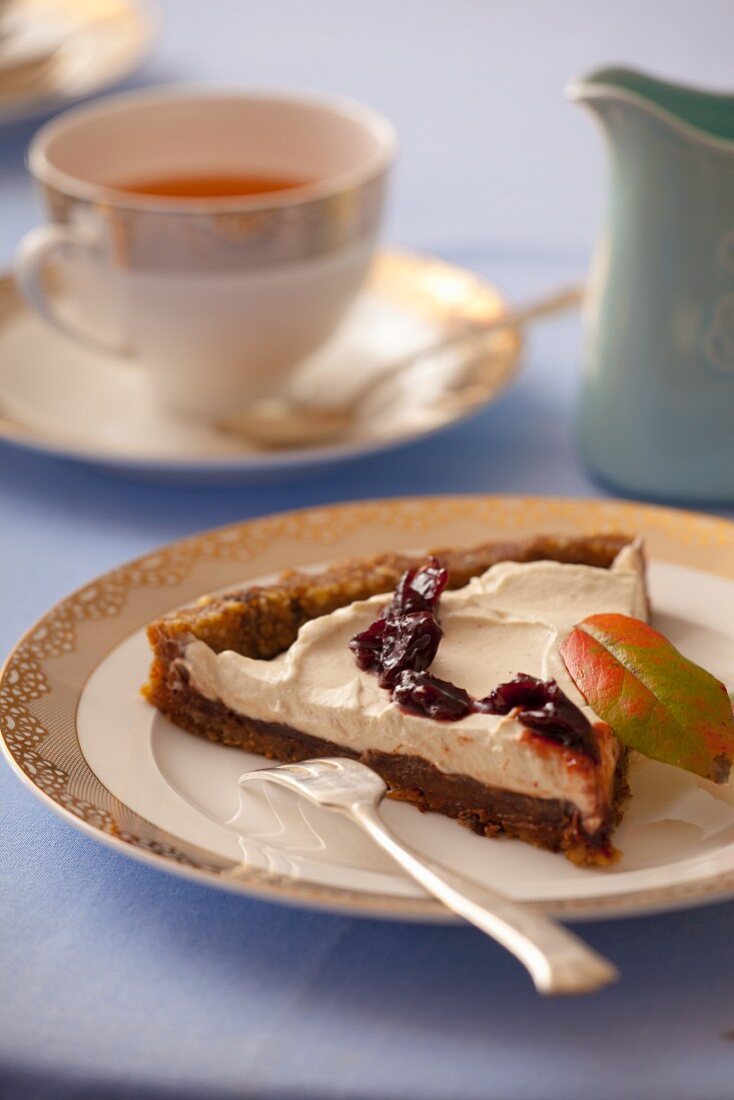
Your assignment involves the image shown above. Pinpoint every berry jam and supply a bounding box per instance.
[475,672,555,715]
[385,557,448,617]
[349,559,598,759]
[349,616,388,673]
[377,613,443,687]
[392,670,473,721]
[349,556,447,685]
[476,673,598,760]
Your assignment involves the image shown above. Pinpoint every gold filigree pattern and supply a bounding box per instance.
[20,752,67,796]
[46,173,387,272]
[58,793,116,833]
[2,495,734,919]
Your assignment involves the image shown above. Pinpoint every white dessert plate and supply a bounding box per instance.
[3,495,734,923]
[0,0,158,124]
[0,251,522,480]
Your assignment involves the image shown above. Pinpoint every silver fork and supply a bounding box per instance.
[238,757,618,995]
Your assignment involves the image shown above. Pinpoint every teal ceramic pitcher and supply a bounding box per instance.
[568,68,734,502]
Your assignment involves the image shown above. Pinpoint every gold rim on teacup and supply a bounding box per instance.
[26,84,397,270]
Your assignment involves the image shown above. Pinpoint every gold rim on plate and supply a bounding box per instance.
[3,495,734,920]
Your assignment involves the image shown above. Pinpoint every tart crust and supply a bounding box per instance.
[144,533,638,865]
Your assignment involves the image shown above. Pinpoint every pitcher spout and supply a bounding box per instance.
[567,66,734,151]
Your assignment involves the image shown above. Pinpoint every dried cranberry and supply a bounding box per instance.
[349,618,389,671]
[478,675,597,760]
[377,612,443,687]
[386,556,448,617]
[518,697,598,760]
[393,670,473,721]
[349,559,447,681]
[476,673,552,715]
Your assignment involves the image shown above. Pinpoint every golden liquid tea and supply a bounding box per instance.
[112,173,312,199]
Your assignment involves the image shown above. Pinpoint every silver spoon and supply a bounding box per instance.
[239,757,617,995]
[221,283,584,449]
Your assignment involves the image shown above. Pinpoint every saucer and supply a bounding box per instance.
[0,0,158,125]
[0,250,522,480]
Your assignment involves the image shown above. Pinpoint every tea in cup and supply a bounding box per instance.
[14,86,395,419]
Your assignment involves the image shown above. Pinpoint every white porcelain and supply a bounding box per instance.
[73,557,734,918]
[0,252,522,479]
[3,496,734,922]
[14,84,395,418]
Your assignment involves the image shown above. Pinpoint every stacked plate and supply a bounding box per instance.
[0,0,157,123]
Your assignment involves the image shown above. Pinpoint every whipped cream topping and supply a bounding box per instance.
[182,544,647,830]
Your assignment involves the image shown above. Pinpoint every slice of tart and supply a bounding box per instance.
[144,534,648,865]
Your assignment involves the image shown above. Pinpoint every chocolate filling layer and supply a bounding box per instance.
[149,662,629,865]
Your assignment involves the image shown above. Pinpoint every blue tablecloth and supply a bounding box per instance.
[3,3,734,1098]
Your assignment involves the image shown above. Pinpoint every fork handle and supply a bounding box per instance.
[351,801,617,995]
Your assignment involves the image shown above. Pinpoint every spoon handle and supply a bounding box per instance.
[500,282,585,327]
[350,282,584,405]
[408,281,584,360]
[350,800,617,996]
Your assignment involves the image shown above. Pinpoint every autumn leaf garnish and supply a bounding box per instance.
[560,613,734,783]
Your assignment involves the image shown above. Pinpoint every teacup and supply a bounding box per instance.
[14,86,395,419]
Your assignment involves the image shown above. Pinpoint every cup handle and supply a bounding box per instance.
[13,223,130,356]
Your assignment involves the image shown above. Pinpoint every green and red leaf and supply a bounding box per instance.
[560,613,734,783]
